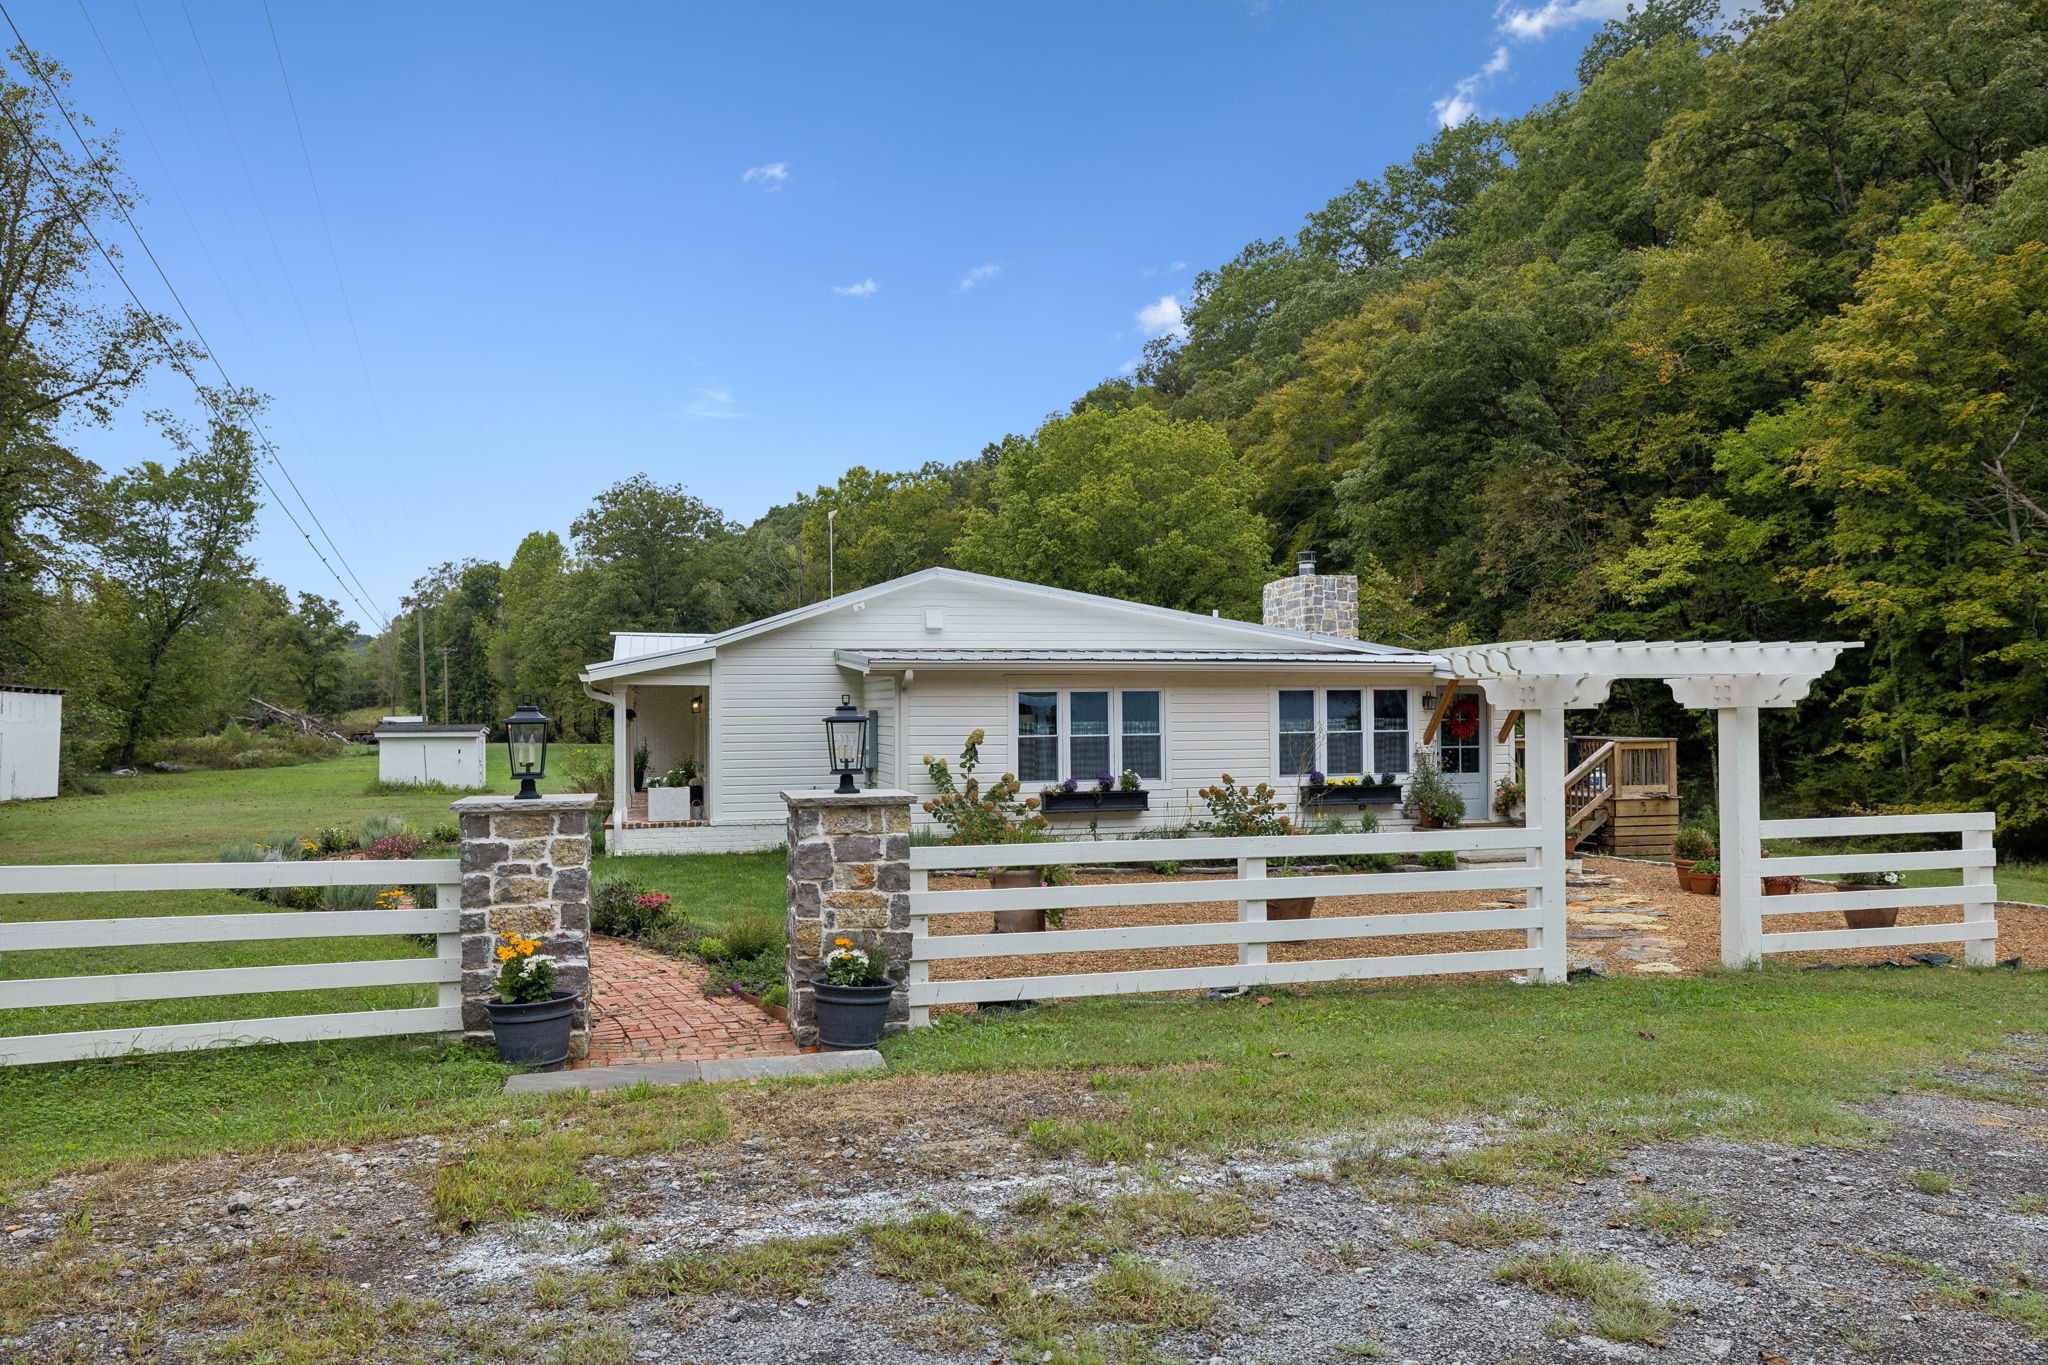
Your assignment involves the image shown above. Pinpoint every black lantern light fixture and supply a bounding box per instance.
[505,703,551,800]
[823,694,869,794]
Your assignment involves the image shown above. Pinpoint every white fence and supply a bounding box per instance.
[0,858,462,1066]
[1747,812,1998,964]
[906,826,1559,1025]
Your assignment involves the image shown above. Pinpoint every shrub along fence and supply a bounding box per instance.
[0,858,461,1067]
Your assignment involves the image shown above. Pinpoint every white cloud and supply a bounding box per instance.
[684,387,741,419]
[958,262,1003,291]
[1433,45,1510,126]
[1135,294,1188,341]
[1495,0,1630,41]
[833,278,879,297]
[741,162,789,191]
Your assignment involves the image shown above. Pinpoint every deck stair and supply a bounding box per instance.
[1519,734,1680,857]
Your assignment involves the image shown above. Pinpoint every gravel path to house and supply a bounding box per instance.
[4,1054,2044,1363]
[927,857,2047,989]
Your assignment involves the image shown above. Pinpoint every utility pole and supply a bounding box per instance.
[438,646,454,723]
[415,607,428,720]
[827,507,837,599]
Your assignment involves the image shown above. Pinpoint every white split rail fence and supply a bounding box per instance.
[905,826,1560,1026]
[0,858,463,1067]
[1748,812,1998,964]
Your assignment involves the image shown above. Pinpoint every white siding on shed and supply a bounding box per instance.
[0,689,62,802]
[376,731,489,789]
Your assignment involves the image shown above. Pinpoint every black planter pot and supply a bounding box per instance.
[485,989,578,1071]
[810,978,894,1049]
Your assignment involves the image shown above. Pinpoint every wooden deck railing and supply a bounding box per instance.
[1518,735,1680,837]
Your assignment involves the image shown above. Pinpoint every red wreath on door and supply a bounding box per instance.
[1442,696,1480,743]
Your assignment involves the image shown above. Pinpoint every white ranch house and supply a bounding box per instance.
[582,565,1516,854]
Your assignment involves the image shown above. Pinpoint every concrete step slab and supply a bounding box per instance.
[505,1049,883,1095]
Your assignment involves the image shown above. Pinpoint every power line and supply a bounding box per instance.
[1,3,390,631]
[85,0,389,584]
[0,12,387,632]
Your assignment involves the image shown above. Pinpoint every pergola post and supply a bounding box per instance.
[1715,705,1765,967]
[1521,704,1569,984]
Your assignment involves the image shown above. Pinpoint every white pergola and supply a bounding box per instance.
[1434,640,1862,972]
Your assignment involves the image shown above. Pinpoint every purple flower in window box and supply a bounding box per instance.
[1060,777,1079,793]
[1096,772,1115,791]
[1307,770,1326,786]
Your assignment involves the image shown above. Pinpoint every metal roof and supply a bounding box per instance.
[0,683,66,695]
[835,648,1442,671]
[610,632,711,661]
[582,567,1414,684]
[373,722,492,737]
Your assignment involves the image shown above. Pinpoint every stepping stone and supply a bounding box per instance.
[1632,962,1683,974]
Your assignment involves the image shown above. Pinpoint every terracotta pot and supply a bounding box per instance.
[1763,875,1798,896]
[1673,858,1696,890]
[1565,835,1582,856]
[1686,872,1721,896]
[1267,896,1315,921]
[1417,810,1442,830]
[989,867,1046,934]
[1843,906,1900,930]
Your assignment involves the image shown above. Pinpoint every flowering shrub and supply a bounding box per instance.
[494,932,557,1003]
[1118,769,1142,792]
[365,832,423,860]
[1196,775,1294,838]
[374,887,407,910]
[591,876,672,938]
[923,730,1049,846]
[821,936,886,986]
[1493,774,1526,821]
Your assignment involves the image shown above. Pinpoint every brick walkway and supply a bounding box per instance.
[578,934,802,1068]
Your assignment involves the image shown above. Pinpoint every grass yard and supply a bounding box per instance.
[3,965,2043,1199]
[589,848,784,938]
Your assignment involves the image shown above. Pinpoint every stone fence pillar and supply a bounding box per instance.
[782,788,914,1047]
[452,793,596,1058]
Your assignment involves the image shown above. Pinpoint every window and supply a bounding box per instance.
[1013,689,1164,783]
[1279,687,1415,778]
[1071,691,1111,782]
[1121,691,1162,781]
[1325,690,1364,776]
[1372,689,1410,773]
[1017,692,1058,783]
[1278,690,1317,778]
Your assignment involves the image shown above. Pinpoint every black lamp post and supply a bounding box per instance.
[823,694,869,794]
[505,703,551,800]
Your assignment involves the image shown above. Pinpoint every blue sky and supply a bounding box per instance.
[24,0,1624,631]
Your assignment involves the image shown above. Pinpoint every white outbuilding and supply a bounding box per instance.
[0,684,63,802]
[373,718,491,789]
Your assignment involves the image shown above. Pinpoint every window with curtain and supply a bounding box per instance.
[1325,690,1364,775]
[1278,689,1317,778]
[1121,690,1162,781]
[1016,692,1058,783]
[1372,689,1410,773]
[1071,691,1111,782]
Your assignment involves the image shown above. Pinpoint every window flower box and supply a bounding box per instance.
[1301,779,1401,806]
[1041,789,1150,814]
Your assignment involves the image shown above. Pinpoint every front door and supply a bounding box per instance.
[1436,689,1488,818]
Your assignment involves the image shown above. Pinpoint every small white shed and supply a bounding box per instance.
[373,720,491,789]
[0,685,63,802]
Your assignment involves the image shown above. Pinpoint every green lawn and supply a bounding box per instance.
[589,849,785,937]
[3,967,2042,1197]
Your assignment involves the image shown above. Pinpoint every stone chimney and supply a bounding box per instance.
[1262,551,1359,639]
